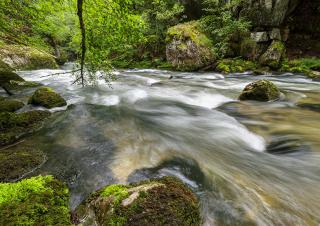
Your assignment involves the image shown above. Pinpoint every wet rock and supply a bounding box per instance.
[0,99,24,112]
[29,87,67,109]
[5,80,41,91]
[166,21,216,71]
[0,147,45,182]
[0,175,71,225]
[269,28,282,40]
[0,110,51,146]
[239,80,280,101]
[259,41,286,69]
[74,177,201,226]
[0,71,24,85]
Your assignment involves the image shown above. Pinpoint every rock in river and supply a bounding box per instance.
[29,87,67,109]
[239,80,280,101]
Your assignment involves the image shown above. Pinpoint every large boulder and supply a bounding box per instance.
[259,41,286,69]
[166,21,216,71]
[0,110,51,146]
[29,87,67,109]
[0,175,72,225]
[74,177,201,226]
[0,44,58,70]
[239,0,301,28]
[239,80,280,101]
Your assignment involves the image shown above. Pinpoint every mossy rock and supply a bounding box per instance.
[259,41,286,69]
[239,80,280,101]
[74,176,201,226]
[4,80,41,91]
[0,147,45,182]
[216,58,257,74]
[0,59,13,73]
[0,175,72,225]
[0,44,58,70]
[166,21,216,71]
[280,57,320,79]
[29,87,67,109]
[0,99,24,112]
[0,71,24,85]
[0,110,51,146]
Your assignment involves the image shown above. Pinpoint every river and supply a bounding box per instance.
[13,65,320,225]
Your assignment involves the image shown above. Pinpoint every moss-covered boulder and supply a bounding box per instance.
[74,177,201,226]
[0,99,24,112]
[259,41,286,69]
[0,44,58,70]
[0,71,24,85]
[0,147,45,182]
[239,80,280,101]
[0,59,13,73]
[29,87,67,109]
[0,175,72,225]
[0,110,51,146]
[216,58,257,74]
[166,21,216,71]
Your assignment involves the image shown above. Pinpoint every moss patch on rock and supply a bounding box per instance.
[5,80,41,91]
[239,80,280,101]
[74,176,201,226]
[216,58,257,74]
[0,147,45,182]
[0,44,58,70]
[29,87,67,109]
[0,71,24,85]
[259,41,286,69]
[281,57,320,79]
[166,21,216,71]
[0,99,24,112]
[0,175,71,225]
[0,110,51,146]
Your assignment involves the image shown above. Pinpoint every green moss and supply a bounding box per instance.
[281,58,320,78]
[0,44,58,70]
[217,58,257,73]
[0,147,45,182]
[259,41,286,69]
[0,99,24,112]
[101,184,129,205]
[0,175,72,225]
[75,176,201,226]
[28,87,67,109]
[167,21,212,48]
[240,38,258,60]
[239,80,280,101]
[0,71,24,85]
[0,59,13,73]
[0,110,51,146]
[5,80,41,90]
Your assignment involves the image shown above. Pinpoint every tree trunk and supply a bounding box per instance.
[77,0,86,87]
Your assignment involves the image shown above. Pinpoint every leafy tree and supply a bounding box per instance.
[200,0,250,58]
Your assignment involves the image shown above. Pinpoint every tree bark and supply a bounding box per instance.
[77,0,86,87]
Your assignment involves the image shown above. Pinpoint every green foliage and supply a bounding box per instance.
[200,0,250,58]
[101,184,129,205]
[217,58,257,73]
[281,58,320,78]
[0,175,71,225]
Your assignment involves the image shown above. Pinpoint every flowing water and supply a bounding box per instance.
[8,65,320,225]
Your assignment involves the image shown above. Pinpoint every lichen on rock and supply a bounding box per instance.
[239,80,280,101]
[0,175,72,225]
[0,110,51,146]
[74,176,201,226]
[29,87,67,109]
[166,21,216,71]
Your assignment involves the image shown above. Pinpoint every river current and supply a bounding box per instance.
[11,65,320,225]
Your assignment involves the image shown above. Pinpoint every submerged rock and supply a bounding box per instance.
[0,99,24,112]
[0,110,51,146]
[0,175,71,225]
[259,41,286,69]
[239,80,280,101]
[74,177,201,226]
[29,87,67,109]
[166,21,216,71]
[0,147,45,182]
